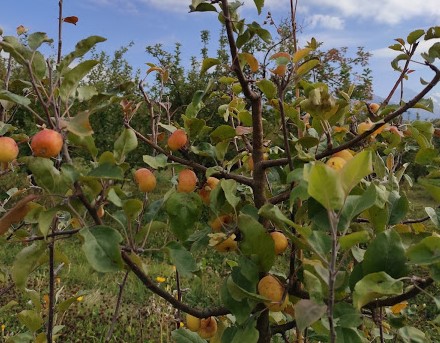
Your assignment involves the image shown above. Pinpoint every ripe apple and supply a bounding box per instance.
[199,176,220,204]
[258,275,288,312]
[186,314,201,332]
[177,169,198,193]
[134,168,157,193]
[209,214,234,232]
[214,236,238,252]
[357,120,374,135]
[167,129,187,151]
[31,129,63,158]
[332,149,353,162]
[0,136,19,163]
[369,103,380,114]
[270,231,288,255]
[198,317,218,339]
[326,156,346,170]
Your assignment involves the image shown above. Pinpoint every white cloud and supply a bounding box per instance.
[307,0,440,25]
[372,38,440,59]
[306,14,344,30]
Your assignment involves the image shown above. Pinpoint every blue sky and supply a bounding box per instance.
[2,0,440,105]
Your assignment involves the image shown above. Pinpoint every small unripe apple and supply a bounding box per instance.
[199,177,220,204]
[31,129,63,158]
[97,205,105,218]
[186,314,201,332]
[0,136,19,163]
[167,129,187,151]
[258,275,288,312]
[198,317,218,339]
[247,152,269,171]
[270,231,288,255]
[177,169,197,193]
[326,156,346,170]
[134,168,157,193]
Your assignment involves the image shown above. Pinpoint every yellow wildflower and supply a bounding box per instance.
[76,296,84,302]
[156,276,166,283]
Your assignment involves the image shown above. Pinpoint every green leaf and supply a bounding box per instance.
[201,57,220,75]
[415,148,438,165]
[38,208,58,238]
[58,36,106,73]
[293,48,312,63]
[338,184,377,231]
[238,214,275,272]
[59,60,100,102]
[253,0,264,14]
[339,231,370,251]
[230,318,259,343]
[340,150,373,195]
[406,236,440,265]
[398,326,427,343]
[425,207,440,228]
[294,299,327,332]
[296,59,319,78]
[335,327,364,343]
[256,79,277,99]
[165,241,199,278]
[171,328,206,343]
[12,241,47,289]
[412,97,434,112]
[221,180,240,209]
[353,272,403,310]
[303,270,323,303]
[79,226,123,273]
[17,310,43,333]
[143,154,169,169]
[0,90,31,107]
[306,163,345,210]
[114,128,138,162]
[419,177,440,202]
[391,53,409,71]
[210,125,236,144]
[333,302,362,328]
[220,280,253,325]
[407,29,425,44]
[122,199,143,220]
[27,32,53,50]
[87,163,124,180]
[363,230,408,278]
[62,111,94,137]
[165,192,202,241]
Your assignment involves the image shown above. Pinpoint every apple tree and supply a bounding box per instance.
[1,0,440,342]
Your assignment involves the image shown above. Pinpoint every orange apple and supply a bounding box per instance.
[31,129,63,158]
[177,169,198,193]
[258,275,288,312]
[369,103,380,114]
[0,136,19,163]
[97,205,105,218]
[270,231,288,255]
[167,129,187,151]
[198,317,218,339]
[209,214,234,232]
[199,177,220,204]
[134,168,157,193]
[214,236,238,252]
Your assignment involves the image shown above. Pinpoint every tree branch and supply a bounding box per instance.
[121,251,230,318]
[128,124,254,187]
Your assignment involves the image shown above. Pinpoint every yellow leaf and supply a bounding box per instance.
[0,195,38,235]
[240,52,259,73]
